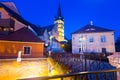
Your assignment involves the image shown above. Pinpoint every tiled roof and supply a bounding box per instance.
[29,26,44,36]
[0,27,43,42]
[43,24,55,32]
[1,2,20,15]
[72,24,114,34]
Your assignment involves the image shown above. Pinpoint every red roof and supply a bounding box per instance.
[0,27,43,42]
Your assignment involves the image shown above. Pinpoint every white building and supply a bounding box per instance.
[72,22,115,54]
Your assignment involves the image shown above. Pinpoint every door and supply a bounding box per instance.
[102,48,106,53]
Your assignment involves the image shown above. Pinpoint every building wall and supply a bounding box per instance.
[72,32,115,54]
[0,41,44,58]
[13,18,27,31]
[0,8,10,19]
[0,7,26,31]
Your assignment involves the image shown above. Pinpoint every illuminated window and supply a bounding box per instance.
[58,28,61,31]
[10,28,14,32]
[3,28,9,31]
[58,24,61,27]
[101,36,106,42]
[0,27,2,31]
[23,46,31,55]
[89,36,94,42]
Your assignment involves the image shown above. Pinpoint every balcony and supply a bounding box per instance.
[0,18,15,27]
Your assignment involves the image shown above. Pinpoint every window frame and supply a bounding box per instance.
[23,46,32,55]
[89,36,94,43]
[101,36,106,43]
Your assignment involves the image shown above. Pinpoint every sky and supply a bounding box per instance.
[4,0,120,40]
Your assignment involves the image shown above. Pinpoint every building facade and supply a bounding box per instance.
[0,2,44,58]
[0,1,66,58]
[72,22,115,54]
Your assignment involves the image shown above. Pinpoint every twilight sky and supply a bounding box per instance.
[11,0,120,40]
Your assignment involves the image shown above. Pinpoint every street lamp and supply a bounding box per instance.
[79,36,87,71]
[79,37,85,53]
[49,35,54,56]
[17,51,22,62]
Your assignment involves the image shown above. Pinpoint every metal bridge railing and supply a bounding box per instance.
[19,69,118,80]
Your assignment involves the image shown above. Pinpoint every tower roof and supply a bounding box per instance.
[57,3,62,18]
[55,2,64,21]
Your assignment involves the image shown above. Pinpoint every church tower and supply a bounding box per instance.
[54,3,64,42]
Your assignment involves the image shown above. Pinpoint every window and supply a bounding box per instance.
[79,48,81,53]
[23,46,31,55]
[89,36,94,42]
[10,28,14,32]
[3,28,9,31]
[101,36,106,42]
[0,27,2,31]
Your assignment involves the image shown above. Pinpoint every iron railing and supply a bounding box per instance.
[19,69,118,80]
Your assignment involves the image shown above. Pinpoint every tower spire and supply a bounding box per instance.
[54,1,64,42]
[55,2,64,21]
[57,2,62,18]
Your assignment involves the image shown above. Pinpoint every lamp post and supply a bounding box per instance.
[79,37,85,53]
[49,35,53,56]
[17,51,22,62]
[48,35,54,75]
[79,36,87,71]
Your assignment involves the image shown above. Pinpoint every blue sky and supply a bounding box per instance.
[12,0,120,40]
